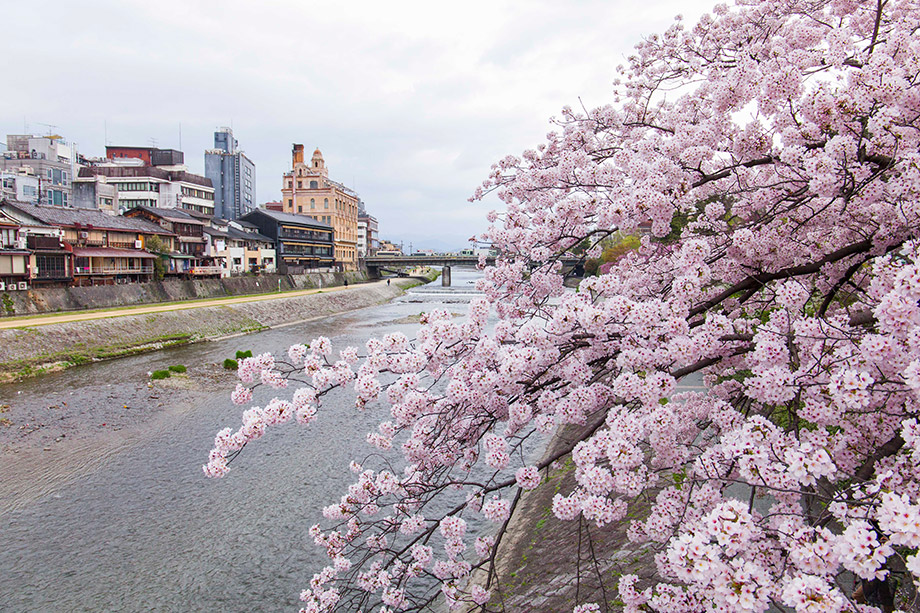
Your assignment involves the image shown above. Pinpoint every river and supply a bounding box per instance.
[0,268,486,612]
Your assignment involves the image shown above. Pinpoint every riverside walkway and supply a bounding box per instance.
[0,282,368,330]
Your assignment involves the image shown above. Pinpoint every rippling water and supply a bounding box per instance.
[0,268,485,612]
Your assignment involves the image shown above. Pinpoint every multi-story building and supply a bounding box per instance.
[106,146,184,167]
[1,170,40,203]
[123,206,215,276]
[204,219,276,276]
[0,210,31,290]
[72,174,117,212]
[378,239,402,254]
[0,135,76,207]
[0,200,173,286]
[281,146,358,271]
[204,128,256,220]
[79,161,215,215]
[240,208,333,273]
[357,210,378,258]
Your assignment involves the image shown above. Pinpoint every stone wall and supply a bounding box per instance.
[0,278,410,381]
[3,271,367,316]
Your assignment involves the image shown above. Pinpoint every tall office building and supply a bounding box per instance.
[204,127,256,220]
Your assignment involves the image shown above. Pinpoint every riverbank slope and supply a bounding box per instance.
[0,277,427,382]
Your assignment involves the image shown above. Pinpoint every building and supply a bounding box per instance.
[78,162,215,215]
[281,146,358,271]
[357,211,378,258]
[123,206,216,276]
[106,146,184,167]
[0,210,31,290]
[0,135,76,207]
[72,175,118,212]
[204,128,256,220]
[204,219,276,276]
[378,239,402,254]
[0,200,173,286]
[1,170,40,203]
[240,208,333,273]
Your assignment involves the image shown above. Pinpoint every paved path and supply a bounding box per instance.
[0,282,380,330]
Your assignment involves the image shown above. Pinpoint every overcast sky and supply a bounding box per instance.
[1,0,715,251]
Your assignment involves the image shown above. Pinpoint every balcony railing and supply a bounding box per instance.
[27,236,62,250]
[189,266,223,276]
[35,269,69,279]
[74,266,153,276]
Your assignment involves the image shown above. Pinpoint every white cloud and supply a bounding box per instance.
[0,0,715,250]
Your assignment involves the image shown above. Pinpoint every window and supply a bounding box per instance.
[310,180,318,189]
[297,181,302,188]
[311,198,315,209]
[36,254,67,278]
[298,206,302,213]
[0,228,15,247]
[324,198,329,209]
[288,199,293,207]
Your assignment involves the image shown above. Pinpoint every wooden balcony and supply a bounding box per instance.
[74,266,154,276]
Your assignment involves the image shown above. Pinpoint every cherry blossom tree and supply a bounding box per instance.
[206,0,920,611]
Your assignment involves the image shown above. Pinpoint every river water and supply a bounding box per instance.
[0,269,486,612]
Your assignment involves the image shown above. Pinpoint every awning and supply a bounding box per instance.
[71,247,157,259]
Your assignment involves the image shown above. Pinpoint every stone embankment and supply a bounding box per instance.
[3,271,367,316]
[0,277,425,382]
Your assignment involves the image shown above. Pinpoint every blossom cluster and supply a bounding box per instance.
[205,0,920,611]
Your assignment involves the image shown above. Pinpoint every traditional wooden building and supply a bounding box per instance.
[0,200,172,286]
[0,209,31,290]
[123,206,219,276]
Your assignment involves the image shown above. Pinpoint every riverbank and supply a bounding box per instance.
[476,423,658,611]
[0,272,438,516]
[2,270,368,316]
[0,276,431,383]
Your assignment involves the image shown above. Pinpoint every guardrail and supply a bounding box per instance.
[74,266,154,275]
[189,266,223,275]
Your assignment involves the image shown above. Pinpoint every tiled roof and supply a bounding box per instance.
[242,208,333,230]
[1,200,174,235]
[225,226,273,244]
[130,206,205,224]
[203,227,231,239]
[72,247,157,259]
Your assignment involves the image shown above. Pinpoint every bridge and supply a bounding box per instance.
[364,255,583,286]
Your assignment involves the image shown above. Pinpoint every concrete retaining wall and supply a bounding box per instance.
[3,271,368,316]
[0,278,413,381]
